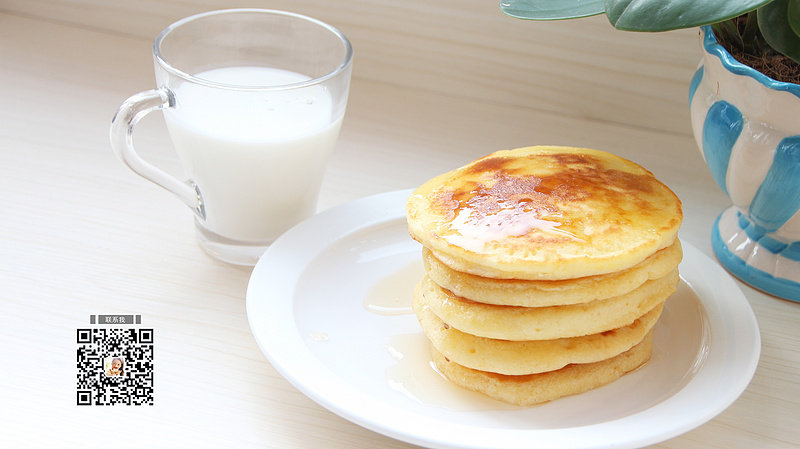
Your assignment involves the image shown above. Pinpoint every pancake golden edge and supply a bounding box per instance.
[415,290,662,374]
[431,331,654,407]
[415,269,678,340]
[406,146,683,280]
[423,239,682,307]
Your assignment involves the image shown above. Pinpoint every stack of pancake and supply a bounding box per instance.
[406,146,683,406]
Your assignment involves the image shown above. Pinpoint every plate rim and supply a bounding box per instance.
[246,189,761,449]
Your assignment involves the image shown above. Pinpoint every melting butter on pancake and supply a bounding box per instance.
[406,146,683,280]
[430,331,654,406]
[423,239,682,307]
[415,292,662,375]
[415,269,678,341]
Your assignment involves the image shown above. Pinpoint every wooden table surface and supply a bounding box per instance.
[1,1,797,448]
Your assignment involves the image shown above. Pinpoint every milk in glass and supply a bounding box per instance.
[163,66,342,242]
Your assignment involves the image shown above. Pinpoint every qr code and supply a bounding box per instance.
[76,328,154,405]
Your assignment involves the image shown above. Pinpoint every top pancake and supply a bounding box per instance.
[407,146,683,280]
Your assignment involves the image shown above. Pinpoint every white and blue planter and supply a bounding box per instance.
[689,26,800,302]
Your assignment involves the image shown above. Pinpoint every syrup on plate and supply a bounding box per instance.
[364,261,519,411]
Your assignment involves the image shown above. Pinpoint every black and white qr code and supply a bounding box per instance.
[76,328,154,405]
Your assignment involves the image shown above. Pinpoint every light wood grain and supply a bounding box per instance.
[2,0,699,135]
[1,1,798,448]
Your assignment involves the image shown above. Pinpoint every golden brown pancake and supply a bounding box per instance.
[423,239,682,307]
[406,146,683,280]
[415,291,662,375]
[430,330,654,406]
[415,269,678,340]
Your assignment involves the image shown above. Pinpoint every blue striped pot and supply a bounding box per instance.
[689,26,800,302]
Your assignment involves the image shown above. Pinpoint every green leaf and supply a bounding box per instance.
[500,0,605,20]
[741,11,768,54]
[605,0,772,31]
[788,0,800,36]
[758,0,800,63]
[712,20,744,50]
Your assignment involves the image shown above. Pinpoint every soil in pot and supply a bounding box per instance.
[713,15,800,84]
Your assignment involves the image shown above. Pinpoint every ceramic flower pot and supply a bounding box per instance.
[689,26,800,302]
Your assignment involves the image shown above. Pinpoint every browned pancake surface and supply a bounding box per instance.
[407,146,683,280]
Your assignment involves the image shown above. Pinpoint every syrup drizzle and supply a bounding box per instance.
[385,333,519,411]
[440,172,583,253]
[363,260,424,316]
[444,199,580,253]
[364,264,517,410]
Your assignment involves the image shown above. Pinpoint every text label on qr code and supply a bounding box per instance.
[76,328,154,405]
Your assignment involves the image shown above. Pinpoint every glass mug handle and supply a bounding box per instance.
[109,87,206,220]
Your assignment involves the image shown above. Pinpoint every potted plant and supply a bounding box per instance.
[501,0,800,301]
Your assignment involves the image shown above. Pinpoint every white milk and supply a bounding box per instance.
[163,66,342,242]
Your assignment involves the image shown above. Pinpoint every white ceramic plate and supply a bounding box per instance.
[246,189,761,449]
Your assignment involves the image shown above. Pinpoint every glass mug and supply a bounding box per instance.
[110,9,353,265]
